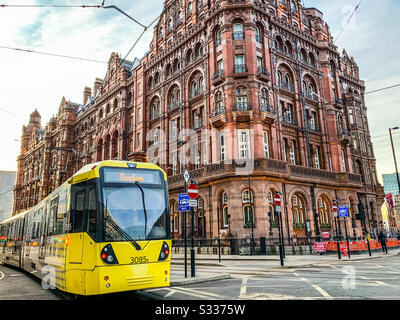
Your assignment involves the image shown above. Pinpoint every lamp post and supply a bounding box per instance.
[389,127,400,194]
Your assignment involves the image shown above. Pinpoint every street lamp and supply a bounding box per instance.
[389,127,400,195]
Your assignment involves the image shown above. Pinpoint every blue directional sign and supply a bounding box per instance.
[338,206,349,218]
[178,193,190,212]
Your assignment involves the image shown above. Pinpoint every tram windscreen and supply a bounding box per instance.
[101,168,168,241]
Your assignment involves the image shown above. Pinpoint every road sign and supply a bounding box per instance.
[184,169,190,183]
[187,183,199,199]
[338,206,349,218]
[189,199,197,207]
[178,193,190,212]
[274,193,281,206]
[322,232,330,239]
[332,201,338,212]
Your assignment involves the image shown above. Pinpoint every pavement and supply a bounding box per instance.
[169,248,400,286]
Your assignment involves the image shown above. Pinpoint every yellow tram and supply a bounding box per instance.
[0,160,171,296]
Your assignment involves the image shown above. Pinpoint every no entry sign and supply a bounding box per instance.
[274,193,281,206]
[187,184,199,199]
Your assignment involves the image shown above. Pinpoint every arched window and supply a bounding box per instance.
[292,194,305,230]
[167,19,173,32]
[159,26,164,38]
[318,196,331,229]
[220,132,225,161]
[268,190,278,229]
[221,192,229,228]
[216,28,222,46]
[242,188,254,229]
[233,22,244,40]
[187,1,193,15]
[255,25,262,43]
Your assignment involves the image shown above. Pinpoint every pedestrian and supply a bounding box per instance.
[378,231,388,254]
[396,230,400,241]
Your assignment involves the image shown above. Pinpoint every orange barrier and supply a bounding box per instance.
[321,238,400,253]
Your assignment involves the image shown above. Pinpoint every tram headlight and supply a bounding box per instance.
[158,241,170,261]
[100,244,119,265]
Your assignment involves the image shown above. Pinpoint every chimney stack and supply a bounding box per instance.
[83,86,92,105]
[93,78,104,97]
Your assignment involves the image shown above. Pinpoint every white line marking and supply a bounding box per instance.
[374,281,389,286]
[164,290,176,298]
[171,286,226,299]
[169,287,213,299]
[239,277,248,299]
[0,271,4,281]
[312,285,333,299]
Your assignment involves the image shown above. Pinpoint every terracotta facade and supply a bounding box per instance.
[13,0,385,242]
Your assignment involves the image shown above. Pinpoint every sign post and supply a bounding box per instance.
[332,200,341,260]
[274,192,284,266]
[179,192,189,277]
[339,206,351,259]
[188,182,199,278]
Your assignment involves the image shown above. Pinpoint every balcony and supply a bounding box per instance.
[304,91,319,103]
[192,120,203,130]
[167,159,363,189]
[233,102,253,122]
[278,81,295,94]
[233,32,244,40]
[168,101,181,113]
[189,88,204,103]
[210,106,226,127]
[233,64,248,77]
[339,128,351,144]
[282,115,298,126]
[259,104,276,124]
[308,123,321,133]
[257,67,270,82]
[211,70,225,85]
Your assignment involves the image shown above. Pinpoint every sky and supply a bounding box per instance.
[0,0,399,185]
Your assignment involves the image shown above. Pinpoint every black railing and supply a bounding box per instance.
[234,64,248,73]
[233,102,252,111]
[212,69,224,80]
[260,103,275,113]
[189,88,204,99]
[282,115,298,126]
[257,67,270,77]
[210,105,226,117]
[233,32,244,40]
[278,81,295,92]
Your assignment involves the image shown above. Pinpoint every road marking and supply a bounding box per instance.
[164,290,176,298]
[374,281,389,286]
[311,285,333,299]
[10,274,22,277]
[171,286,226,299]
[239,277,248,299]
[168,287,215,299]
[0,271,4,281]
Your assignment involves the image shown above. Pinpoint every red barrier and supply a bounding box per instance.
[321,238,399,253]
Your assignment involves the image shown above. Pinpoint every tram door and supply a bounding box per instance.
[69,183,86,264]
[39,202,49,260]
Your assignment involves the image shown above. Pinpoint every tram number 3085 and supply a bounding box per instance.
[130,256,149,264]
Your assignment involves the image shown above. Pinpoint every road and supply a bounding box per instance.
[145,255,400,300]
[1,254,399,300]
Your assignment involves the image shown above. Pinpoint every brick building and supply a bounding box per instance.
[13,0,385,243]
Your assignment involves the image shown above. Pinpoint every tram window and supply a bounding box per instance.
[40,207,47,238]
[87,186,97,236]
[36,208,42,238]
[49,196,59,236]
[73,190,85,232]
[55,190,67,235]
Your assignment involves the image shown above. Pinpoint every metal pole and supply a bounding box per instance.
[217,206,221,263]
[276,208,284,266]
[389,128,400,193]
[248,172,254,255]
[343,217,351,258]
[184,181,187,278]
[191,206,195,277]
[334,216,341,259]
